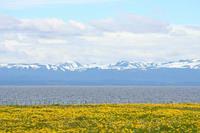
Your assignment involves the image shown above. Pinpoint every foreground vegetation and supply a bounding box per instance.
[0,104,200,133]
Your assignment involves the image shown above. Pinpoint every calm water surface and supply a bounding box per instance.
[0,86,200,105]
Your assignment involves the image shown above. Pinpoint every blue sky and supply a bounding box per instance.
[0,0,200,64]
[0,0,199,24]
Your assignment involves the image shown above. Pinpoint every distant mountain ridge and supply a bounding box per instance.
[1,59,200,85]
[1,59,200,71]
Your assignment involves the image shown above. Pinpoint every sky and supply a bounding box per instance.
[0,0,200,64]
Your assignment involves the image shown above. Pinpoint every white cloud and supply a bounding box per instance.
[0,14,200,64]
[90,14,170,33]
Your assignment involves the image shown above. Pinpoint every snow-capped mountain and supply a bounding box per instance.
[158,59,200,69]
[0,62,84,71]
[0,59,200,71]
[1,59,200,85]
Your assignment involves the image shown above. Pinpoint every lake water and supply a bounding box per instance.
[0,86,200,105]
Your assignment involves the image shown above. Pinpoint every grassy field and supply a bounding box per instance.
[0,104,200,133]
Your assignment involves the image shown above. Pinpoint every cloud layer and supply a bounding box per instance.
[0,14,200,64]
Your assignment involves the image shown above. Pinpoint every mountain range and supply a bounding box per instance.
[1,59,200,85]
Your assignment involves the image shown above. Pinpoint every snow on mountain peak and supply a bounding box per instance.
[0,59,200,71]
[159,59,200,69]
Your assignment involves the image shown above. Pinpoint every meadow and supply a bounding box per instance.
[0,104,200,133]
